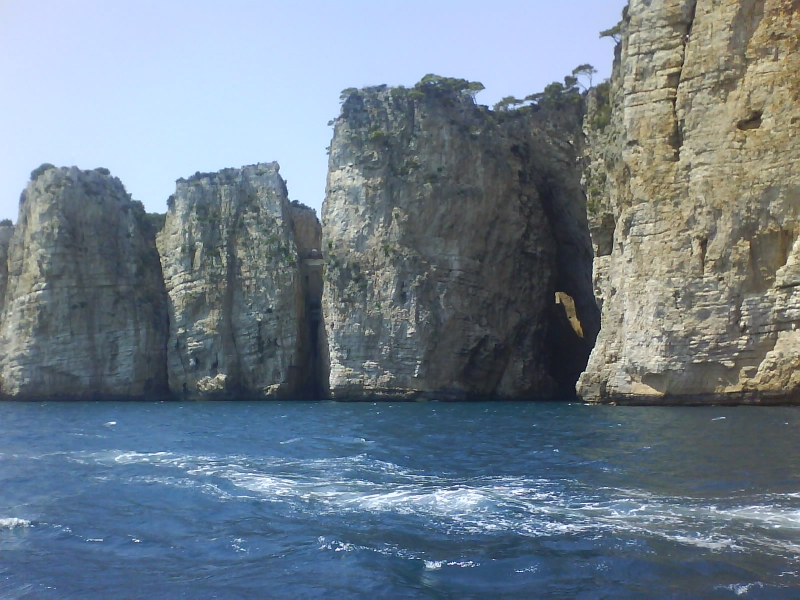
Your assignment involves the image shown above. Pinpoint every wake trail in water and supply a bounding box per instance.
[67,449,800,561]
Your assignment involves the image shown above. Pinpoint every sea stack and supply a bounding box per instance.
[579,0,800,403]
[0,165,169,400]
[322,77,599,400]
[157,163,322,399]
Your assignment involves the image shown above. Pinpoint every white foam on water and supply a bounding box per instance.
[229,472,314,500]
[716,582,765,596]
[658,533,742,551]
[716,505,800,530]
[73,449,800,560]
[318,538,358,553]
[129,475,237,501]
[112,451,173,465]
[515,566,539,574]
[0,518,31,530]
[349,487,491,516]
[447,560,478,568]
[318,535,477,570]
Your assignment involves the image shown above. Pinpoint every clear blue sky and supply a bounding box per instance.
[0,0,626,219]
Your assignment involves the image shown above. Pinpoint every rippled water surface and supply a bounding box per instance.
[1,401,799,598]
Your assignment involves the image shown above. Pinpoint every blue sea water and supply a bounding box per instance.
[0,401,799,599]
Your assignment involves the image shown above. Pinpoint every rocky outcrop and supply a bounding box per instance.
[0,222,15,309]
[578,0,800,403]
[0,166,169,400]
[6,1,795,406]
[322,79,599,400]
[157,163,316,399]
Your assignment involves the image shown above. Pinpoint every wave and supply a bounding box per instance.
[70,449,800,559]
[716,582,766,596]
[316,535,479,570]
[0,518,31,530]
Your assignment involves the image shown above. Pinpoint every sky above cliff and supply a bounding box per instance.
[0,0,626,219]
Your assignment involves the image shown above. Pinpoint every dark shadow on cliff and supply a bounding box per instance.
[536,172,601,398]
[289,203,330,399]
[505,112,601,398]
[546,293,595,398]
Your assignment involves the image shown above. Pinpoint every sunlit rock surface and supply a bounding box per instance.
[0,166,168,399]
[157,163,318,399]
[579,0,800,403]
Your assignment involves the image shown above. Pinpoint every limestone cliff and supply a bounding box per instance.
[0,222,15,309]
[322,79,599,400]
[579,0,800,403]
[0,166,168,399]
[157,163,318,399]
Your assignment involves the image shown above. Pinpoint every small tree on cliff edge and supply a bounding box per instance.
[600,5,628,44]
[572,64,597,91]
[414,74,485,101]
[599,23,622,43]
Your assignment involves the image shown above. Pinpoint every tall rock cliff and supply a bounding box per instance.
[322,79,599,400]
[579,0,800,402]
[157,163,320,399]
[0,222,15,309]
[0,166,169,400]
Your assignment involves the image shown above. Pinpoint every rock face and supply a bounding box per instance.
[322,80,599,399]
[579,0,800,402]
[0,166,169,399]
[288,200,327,398]
[157,163,319,399]
[0,222,15,308]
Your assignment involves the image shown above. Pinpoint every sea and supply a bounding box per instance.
[0,400,798,599]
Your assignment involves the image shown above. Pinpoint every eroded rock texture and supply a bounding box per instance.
[323,82,598,399]
[0,222,15,307]
[0,166,168,399]
[579,0,800,403]
[157,163,314,399]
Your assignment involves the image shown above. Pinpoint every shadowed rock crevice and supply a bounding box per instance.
[668,0,698,159]
[737,111,763,130]
[547,292,593,398]
[533,171,601,387]
[530,133,599,390]
[220,199,245,394]
[289,202,328,398]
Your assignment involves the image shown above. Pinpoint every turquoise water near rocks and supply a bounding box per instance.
[1,401,799,598]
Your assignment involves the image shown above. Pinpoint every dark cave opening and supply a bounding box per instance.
[534,174,601,399]
[546,291,595,398]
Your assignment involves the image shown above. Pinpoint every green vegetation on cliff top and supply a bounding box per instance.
[339,67,597,119]
[30,163,56,181]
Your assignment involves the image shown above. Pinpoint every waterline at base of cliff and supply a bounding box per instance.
[2,401,799,598]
